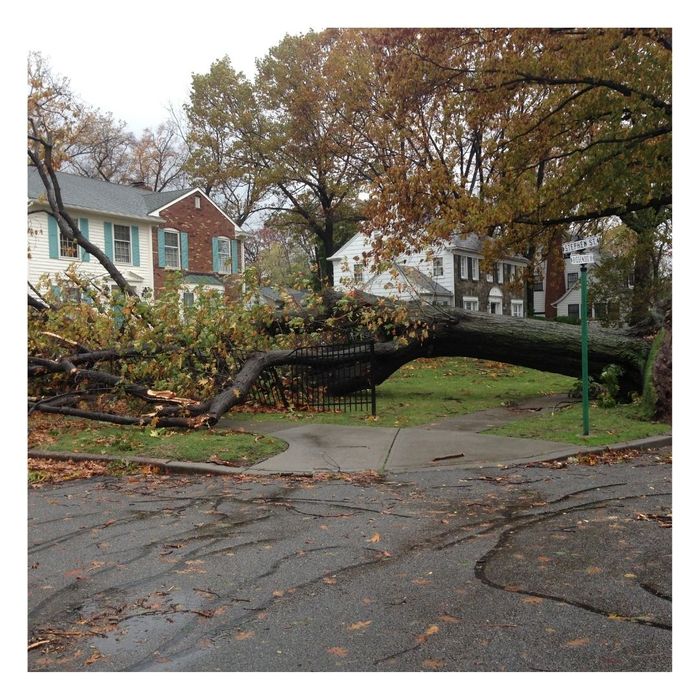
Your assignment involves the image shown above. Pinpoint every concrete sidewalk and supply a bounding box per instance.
[30,397,671,478]
[244,423,576,475]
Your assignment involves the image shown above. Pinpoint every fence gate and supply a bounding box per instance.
[287,337,377,415]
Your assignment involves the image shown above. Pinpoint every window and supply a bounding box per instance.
[511,299,524,317]
[216,237,232,274]
[164,230,180,268]
[503,264,512,283]
[353,263,364,283]
[463,296,479,311]
[432,257,444,277]
[113,224,131,264]
[194,196,201,210]
[567,272,579,289]
[459,256,479,281]
[59,230,78,259]
[183,291,195,307]
[568,304,580,319]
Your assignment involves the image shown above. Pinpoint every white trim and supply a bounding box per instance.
[147,188,244,233]
[463,296,479,311]
[162,228,181,270]
[28,201,163,225]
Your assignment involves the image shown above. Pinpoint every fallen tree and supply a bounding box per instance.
[27,144,668,429]
[29,286,662,429]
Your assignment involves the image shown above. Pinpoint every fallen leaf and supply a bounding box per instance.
[438,614,461,624]
[416,624,440,644]
[412,578,432,586]
[522,596,543,605]
[85,651,103,665]
[585,566,603,575]
[422,659,446,669]
[327,647,348,657]
[347,620,372,631]
[564,638,590,648]
[272,590,285,598]
[322,576,337,585]
[235,630,255,641]
[367,533,381,543]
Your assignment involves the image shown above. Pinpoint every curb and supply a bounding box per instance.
[28,433,671,478]
[28,450,247,477]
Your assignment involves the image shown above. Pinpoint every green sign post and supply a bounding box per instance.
[564,236,599,436]
[580,263,590,436]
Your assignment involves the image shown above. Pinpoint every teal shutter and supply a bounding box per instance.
[179,231,189,269]
[212,238,220,273]
[231,237,238,273]
[79,218,90,261]
[157,229,165,267]
[103,222,114,261]
[47,215,59,259]
[130,225,140,266]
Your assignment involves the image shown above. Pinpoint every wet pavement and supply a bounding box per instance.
[28,447,672,671]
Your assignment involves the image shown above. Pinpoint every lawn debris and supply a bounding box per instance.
[635,512,672,528]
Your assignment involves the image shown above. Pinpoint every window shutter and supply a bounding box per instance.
[47,215,59,259]
[79,218,90,261]
[212,238,220,273]
[157,229,166,267]
[473,259,480,281]
[103,222,114,261]
[130,225,140,266]
[180,231,189,270]
[231,237,238,273]
[467,257,473,281]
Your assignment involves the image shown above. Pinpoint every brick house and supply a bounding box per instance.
[28,167,245,306]
[144,188,245,303]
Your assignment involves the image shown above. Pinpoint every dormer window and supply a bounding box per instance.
[194,195,201,210]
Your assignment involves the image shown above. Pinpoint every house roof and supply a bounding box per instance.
[449,233,530,264]
[28,167,165,222]
[258,287,308,303]
[183,273,225,287]
[142,189,193,213]
[394,264,453,297]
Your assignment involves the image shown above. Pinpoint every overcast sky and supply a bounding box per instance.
[22,0,679,136]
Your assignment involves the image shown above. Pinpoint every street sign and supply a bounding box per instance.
[562,235,600,254]
[570,253,595,265]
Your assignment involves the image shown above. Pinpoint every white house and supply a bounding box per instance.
[28,167,247,307]
[329,231,530,316]
[28,167,159,300]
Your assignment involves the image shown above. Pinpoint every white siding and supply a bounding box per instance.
[332,233,454,303]
[28,210,155,296]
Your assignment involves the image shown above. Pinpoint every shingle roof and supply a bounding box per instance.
[142,189,193,213]
[27,167,185,221]
[395,265,452,296]
[183,273,224,287]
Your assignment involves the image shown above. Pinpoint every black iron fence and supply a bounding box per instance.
[238,336,377,416]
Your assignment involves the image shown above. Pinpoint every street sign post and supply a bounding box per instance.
[564,237,600,436]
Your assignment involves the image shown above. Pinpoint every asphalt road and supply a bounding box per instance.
[28,447,672,672]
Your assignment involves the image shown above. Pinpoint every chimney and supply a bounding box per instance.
[129,180,152,191]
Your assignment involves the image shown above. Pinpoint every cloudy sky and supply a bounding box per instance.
[21,0,673,135]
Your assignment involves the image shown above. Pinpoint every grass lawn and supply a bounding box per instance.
[484,401,670,446]
[29,414,286,465]
[237,357,574,428]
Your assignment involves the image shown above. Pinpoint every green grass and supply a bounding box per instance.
[37,423,287,464]
[237,357,574,428]
[484,401,670,446]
